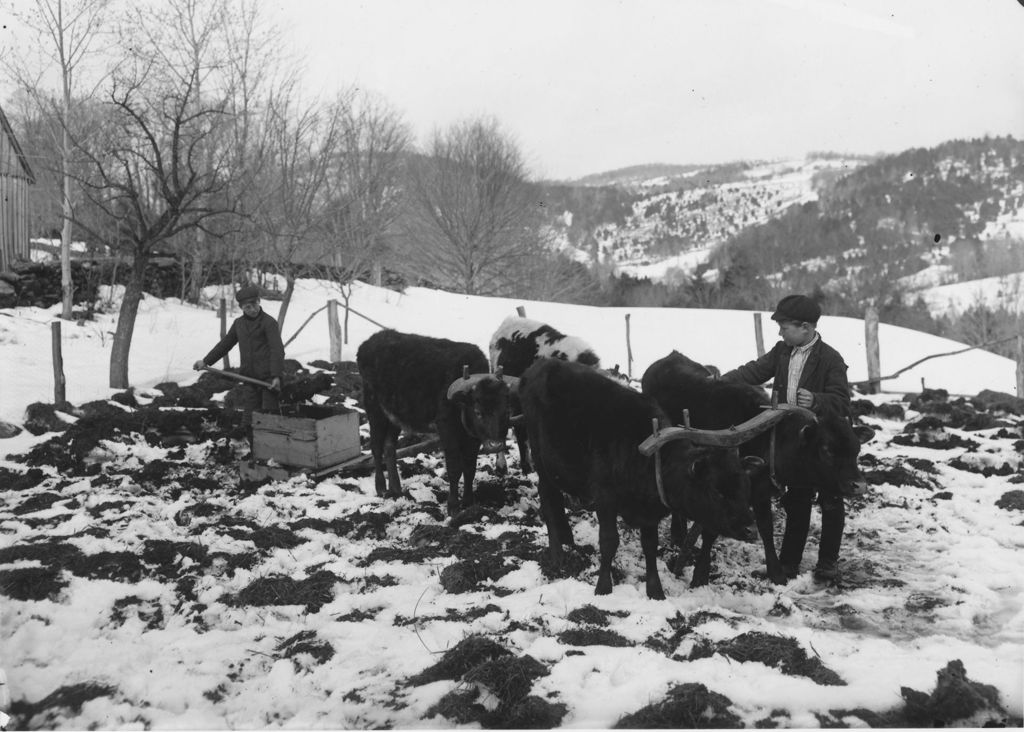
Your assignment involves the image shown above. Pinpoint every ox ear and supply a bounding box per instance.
[853,424,875,444]
[742,455,765,473]
[688,455,707,479]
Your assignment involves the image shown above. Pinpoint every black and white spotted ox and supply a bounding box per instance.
[641,350,872,585]
[489,315,600,473]
[356,329,516,516]
[518,357,761,600]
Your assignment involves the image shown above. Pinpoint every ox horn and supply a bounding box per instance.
[446,368,521,400]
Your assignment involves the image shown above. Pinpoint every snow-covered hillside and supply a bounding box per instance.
[548,156,868,282]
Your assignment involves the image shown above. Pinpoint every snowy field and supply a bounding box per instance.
[1,280,1022,728]
[1,279,1018,429]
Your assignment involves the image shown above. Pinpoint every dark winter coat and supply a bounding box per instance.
[202,310,284,380]
[721,336,852,417]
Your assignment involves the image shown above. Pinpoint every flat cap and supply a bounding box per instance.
[234,284,260,303]
[771,294,821,324]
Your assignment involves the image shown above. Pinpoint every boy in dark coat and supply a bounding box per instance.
[721,294,853,581]
[193,285,285,421]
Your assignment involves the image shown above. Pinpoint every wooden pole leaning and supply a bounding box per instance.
[1017,334,1024,398]
[625,313,634,379]
[51,321,66,405]
[865,305,881,394]
[328,300,341,363]
[219,298,230,369]
[754,312,765,357]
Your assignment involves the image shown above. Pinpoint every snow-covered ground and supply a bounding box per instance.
[915,272,1024,315]
[1,280,1022,728]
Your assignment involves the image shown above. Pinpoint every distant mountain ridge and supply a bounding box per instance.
[535,136,1024,315]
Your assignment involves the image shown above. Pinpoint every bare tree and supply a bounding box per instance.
[1,0,112,319]
[183,0,289,303]
[399,117,544,296]
[319,89,410,331]
[247,85,343,331]
[68,2,240,388]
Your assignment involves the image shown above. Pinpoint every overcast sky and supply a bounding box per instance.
[2,0,1022,181]
[276,0,1024,180]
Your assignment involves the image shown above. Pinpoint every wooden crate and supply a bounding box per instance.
[252,405,361,469]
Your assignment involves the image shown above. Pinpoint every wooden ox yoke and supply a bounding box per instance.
[639,403,818,508]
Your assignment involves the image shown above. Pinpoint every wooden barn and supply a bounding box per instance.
[0,103,36,272]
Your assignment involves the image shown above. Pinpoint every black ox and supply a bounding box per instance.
[641,350,872,585]
[489,315,601,474]
[356,329,515,515]
[518,357,762,600]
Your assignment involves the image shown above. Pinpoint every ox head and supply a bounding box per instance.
[775,410,875,497]
[654,435,761,542]
[446,366,520,454]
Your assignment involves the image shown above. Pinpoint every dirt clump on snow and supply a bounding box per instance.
[424,653,562,729]
[223,569,341,613]
[613,682,742,728]
[7,681,119,730]
[689,631,845,686]
[996,489,1024,511]
[409,635,513,686]
[900,659,1015,727]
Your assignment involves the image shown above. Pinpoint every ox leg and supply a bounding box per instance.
[640,525,666,600]
[779,485,814,573]
[535,487,567,568]
[753,478,787,585]
[382,423,401,498]
[536,479,575,547]
[459,438,481,510]
[670,511,686,547]
[595,508,619,596]
[691,529,718,587]
[513,422,533,474]
[441,442,463,515]
[365,407,394,498]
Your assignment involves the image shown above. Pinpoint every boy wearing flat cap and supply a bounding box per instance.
[720,294,853,581]
[193,284,285,423]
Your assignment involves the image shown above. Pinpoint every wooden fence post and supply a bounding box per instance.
[219,298,230,369]
[328,299,341,363]
[753,312,765,357]
[1017,335,1024,398]
[516,305,526,317]
[51,321,66,405]
[625,313,634,379]
[865,305,881,394]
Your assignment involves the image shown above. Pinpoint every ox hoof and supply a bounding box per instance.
[753,569,790,585]
[689,570,710,588]
[645,582,666,601]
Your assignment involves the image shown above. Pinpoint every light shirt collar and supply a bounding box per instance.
[793,332,819,353]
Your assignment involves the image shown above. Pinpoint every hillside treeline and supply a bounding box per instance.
[595,136,1024,358]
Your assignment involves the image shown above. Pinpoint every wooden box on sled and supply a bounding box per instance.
[252,404,361,469]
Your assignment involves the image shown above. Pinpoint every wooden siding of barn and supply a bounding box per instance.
[0,108,34,272]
